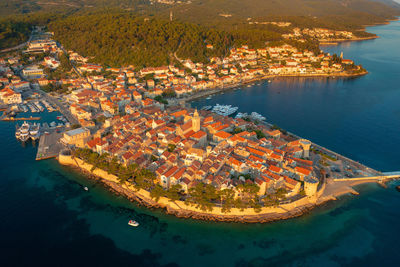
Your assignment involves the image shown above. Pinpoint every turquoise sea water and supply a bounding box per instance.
[1,21,400,266]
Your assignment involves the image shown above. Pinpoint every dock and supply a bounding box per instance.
[36,131,64,160]
[2,117,41,121]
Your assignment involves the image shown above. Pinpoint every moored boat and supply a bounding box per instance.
[128,220,139,227]
[30,123,41,140]
[18,121,30,142]
[396,185,400,192]
[211,104,238,116]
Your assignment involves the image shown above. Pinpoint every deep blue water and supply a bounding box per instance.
[193,21,400,172]
[1,21,400,267]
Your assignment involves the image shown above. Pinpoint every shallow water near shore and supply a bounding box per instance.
[1,21,400,266]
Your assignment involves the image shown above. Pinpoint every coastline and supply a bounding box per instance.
[319,36,379,46]
[57,154,389,223]
[180,71,368,103]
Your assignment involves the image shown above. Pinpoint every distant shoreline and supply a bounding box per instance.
[319,36,379,46]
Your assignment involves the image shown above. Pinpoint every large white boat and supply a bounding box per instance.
[30,123,40,140]
[235,112,248,119]
[128,220,139,227]
[18,121,30,142]
[250,112,266,121]
[211,104,238,116]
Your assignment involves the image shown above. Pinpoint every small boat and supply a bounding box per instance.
[128,220,139,227]
[84,186,89,191]
[201,105,212,111]
[206,96,212,100]
[396,185,400,192]
[15,129,21,139]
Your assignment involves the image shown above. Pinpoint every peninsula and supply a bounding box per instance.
[1,18,399,223]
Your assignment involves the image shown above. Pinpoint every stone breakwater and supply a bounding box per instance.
[58,153,333,223]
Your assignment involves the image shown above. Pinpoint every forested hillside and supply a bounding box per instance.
[49,12,316,68]
[163,0,400,30]
[0,12,62,49]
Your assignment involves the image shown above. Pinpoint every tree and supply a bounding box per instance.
[167,184,182,202]
[150,185,165,202]
[219,188,235,213]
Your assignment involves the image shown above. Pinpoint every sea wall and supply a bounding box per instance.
[58,154,327,223]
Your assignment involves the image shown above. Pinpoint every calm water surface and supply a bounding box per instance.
[1,21,400,266]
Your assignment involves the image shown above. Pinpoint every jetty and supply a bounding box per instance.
[2,116,41,121]
[36,131,64,160]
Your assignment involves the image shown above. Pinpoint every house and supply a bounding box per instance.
[0,88,22,104]
[213,131,232,143]
[61,128,91,148]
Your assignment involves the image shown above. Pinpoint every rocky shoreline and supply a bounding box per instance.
[73,164,320,223]
[59,155,331,224]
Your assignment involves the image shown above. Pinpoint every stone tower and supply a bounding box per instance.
[299,139,311,159]
[192,109,200,132]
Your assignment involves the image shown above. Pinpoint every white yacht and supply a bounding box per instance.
[30,123,40,140]
[250,112,266,121]
[19,121,30,142]
[211,104,238,116]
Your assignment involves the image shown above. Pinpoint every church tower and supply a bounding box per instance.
[192,109,200,132]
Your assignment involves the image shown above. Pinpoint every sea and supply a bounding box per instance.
[1,21,400,267]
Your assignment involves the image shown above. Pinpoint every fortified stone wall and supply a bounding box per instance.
[58,154,327,218]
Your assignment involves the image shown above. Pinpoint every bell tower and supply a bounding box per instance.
[192,109,200,132]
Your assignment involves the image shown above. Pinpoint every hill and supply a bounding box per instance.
[160,0,400,30]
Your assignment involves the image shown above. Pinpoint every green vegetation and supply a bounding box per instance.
[73,148,157,191]
[154,95,168,105]
[72,148,289,213]
[41,83,68,93]
[0,20,30,50]
[48,12,233,68]
[165,0,400,32]
[0,12,64,50]
[45,10,335,68]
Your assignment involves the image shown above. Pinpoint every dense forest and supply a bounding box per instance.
[1,0,399,66]
[0,19,30,50]
[49,12,307,68]
[163,0,400,29]
[48,13,233,67]
[0,12,64,50]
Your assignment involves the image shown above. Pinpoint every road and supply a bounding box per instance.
[0,30,34,54]
[32,84,79,125]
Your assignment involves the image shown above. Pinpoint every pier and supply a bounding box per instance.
[2,117,41,121]
[36,131,64,160]
[333,171,400,182]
